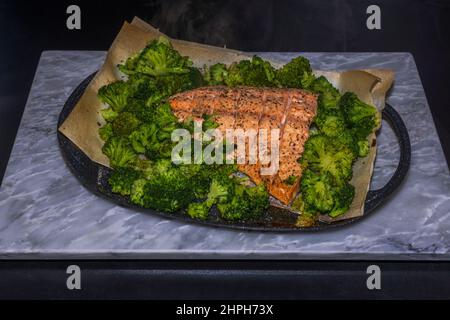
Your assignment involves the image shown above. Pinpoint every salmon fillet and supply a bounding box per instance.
[168,86,318,204]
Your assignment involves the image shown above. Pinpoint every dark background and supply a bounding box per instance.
[0,0,450,299]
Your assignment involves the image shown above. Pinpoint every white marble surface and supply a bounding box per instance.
[0,51,449,260]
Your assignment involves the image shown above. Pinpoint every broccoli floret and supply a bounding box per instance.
[207,178,230,204]
[339,92,380,133]
[108,167,141,196]
[333,130,371,158]
[186,172,235,220]
[333,130,359,156]
[217,182,269,221]
[141,160,196,212]
[98,80,131,112]
[357,139,370,157]
[309,76,340,110]
[100,107,119,122]
[118,52,140,75]
[132,36,193,77]
[187,202,211,220]
[202,114,219,131]
[246,183,270,214]
[189,164,237,198]
[300,134,355,183]
[225,56,276,87]
[301,170,335,213]
[129,123,157,154]
[134,103,179,159]
[204,63,228,85]
[127,73,161,101]
[133,158,154,180]
[153,103,179,130]
[284,175,298,185]
[217,194,250,220]
[276,56,313,89]
[252,56,277,83]
[186,172,269,222]
[123,99,153,123]
[102,137,136,168]
[111,112,141,137]
[130,178,148,206]
[299,170,355,217]
[314,109,347,137]
[98,123,113,141]
[328,182,355,217]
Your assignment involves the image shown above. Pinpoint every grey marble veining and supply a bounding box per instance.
[0,51,449,259]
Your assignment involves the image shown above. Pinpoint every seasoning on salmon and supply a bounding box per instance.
[168,86,318,204]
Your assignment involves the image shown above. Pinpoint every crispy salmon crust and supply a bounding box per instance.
[168,86,318,204]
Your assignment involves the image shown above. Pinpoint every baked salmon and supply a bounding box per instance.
[168,86,318,204]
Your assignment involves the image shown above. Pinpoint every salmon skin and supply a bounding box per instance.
[168,86,318,205]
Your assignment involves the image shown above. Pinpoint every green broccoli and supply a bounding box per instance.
[187,174,232,218]
[102,137,136,168]
[333,130,371,158]
[245,183,270,216]
[328,182,355,217]
[188,163,237,199]
[141,160,196,213]
[338,92,380,141]
[133,158,154,180]
[217,195,250,220]
[127,73,161,101]
[252,56,277,83]
[207,178,230,204]
[111,112,141,137]
[98,80,131,112]
[357,139,370,157]
[225,56,276,87]
[134,103,179,160]
[129,123,158,154]
[123,98,154,123]
[131,36,193,77]
[100,40,369,220]
[276,56,313,89]
[186,172,269,221]
[337,93,380,159]
[187,202,211,220]
[98,123,113,141]
[301,170,335,213]
[108,167,141,196]
[300,170,355,216]
[314,109,347,137]
[300,134,355,183]
[158,67,204,95]
[130,178,148,206]
[204,63,228,85]
[217,181,269,221]
[100,108,119,122]
[284,175,298,185]
[118,52,140,75]
[309,76,340,110]
[153,103,179,130]
[333,130,359,156]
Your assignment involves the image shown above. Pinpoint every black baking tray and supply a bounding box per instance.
[57,72,411,231]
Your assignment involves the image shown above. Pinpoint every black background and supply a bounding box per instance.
[0,0,450,299]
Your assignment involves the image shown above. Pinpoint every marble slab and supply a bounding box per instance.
[0,51,449,260]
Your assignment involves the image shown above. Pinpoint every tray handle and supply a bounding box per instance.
[364,104,411,212]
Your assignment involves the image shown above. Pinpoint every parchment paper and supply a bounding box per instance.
[58,17,394,221]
